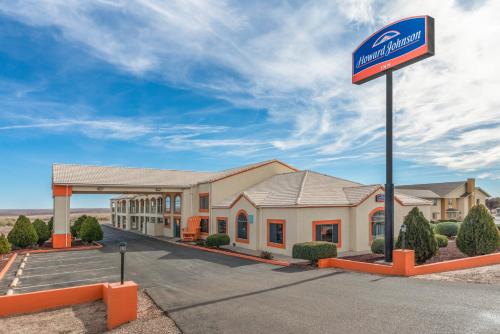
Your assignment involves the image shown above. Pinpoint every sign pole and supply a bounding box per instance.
[384,70,394,262]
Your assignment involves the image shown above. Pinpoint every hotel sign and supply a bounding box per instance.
[352,16,434,84]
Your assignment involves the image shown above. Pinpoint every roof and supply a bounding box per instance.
[213,171,431,208]
[395,188,440,199]
[52,159,295,188]
[396,181,465,197]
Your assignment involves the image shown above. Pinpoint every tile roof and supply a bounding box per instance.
[52,159,294,188]
[213,171,431,208]
[394,188,441,199]
[396,181,465,197]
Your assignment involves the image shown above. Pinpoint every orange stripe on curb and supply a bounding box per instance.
[0,253,18,281]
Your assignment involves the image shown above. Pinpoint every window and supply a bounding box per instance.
[200,217,209,234]
[448,198,453,207]
[267,219,285,248]
[476,198,480,205]
[158,198,163,213]
[432,199,438,206]
[165,196,171,213]
[432,212,438,219]
[199,193,209,212]
[370,209,385,242]
[174,195,181,213]
[313,220,341,248]
[164,217,171,228]
[146,199,150,213]
[158,218,163,224]
[236,211,249,243]
[217,217,227,234]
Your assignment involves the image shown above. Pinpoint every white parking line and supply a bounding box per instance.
[25,260,111,270]
[13,275,120,291]
[21,266,118,278]
[28,255,104,263]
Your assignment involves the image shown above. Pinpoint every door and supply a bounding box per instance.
[174,217,181,238]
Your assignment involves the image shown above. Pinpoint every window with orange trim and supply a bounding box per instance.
[165,195,171,213]
[267,219,286,249]
[235,210,249,243]
[200,216,209,234]
[369,207,384,243]
[312,220,341,248]
[217,217,227,234]
[174,195,181,213]
[199,193,209,212]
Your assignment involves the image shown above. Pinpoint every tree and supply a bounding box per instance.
[485,197,500,211]
[395,207,438,264]
[32,219,51,246]
[79,216,103,243]
[456,204,499,256]
[0,234,11,260]
[7,215,38,248]
[47,217,54,234]
[71,215,88,238]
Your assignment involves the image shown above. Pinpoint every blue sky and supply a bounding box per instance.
[0,0,499,209]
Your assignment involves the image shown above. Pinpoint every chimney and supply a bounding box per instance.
[466,178,475,194]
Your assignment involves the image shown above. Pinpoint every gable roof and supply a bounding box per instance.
[395,188,441,199]
[396,181,465,197]
[52,159,296,188]
[213,171,431,208]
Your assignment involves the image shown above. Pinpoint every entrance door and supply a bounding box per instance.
[174,217,181,238]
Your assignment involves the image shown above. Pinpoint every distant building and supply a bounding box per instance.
[396,179,490,221]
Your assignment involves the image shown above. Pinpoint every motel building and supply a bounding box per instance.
[51,160,488,256]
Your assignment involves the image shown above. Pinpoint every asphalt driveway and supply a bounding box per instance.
[99,226,500,334]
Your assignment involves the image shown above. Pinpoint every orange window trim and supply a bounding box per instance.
[235,209,249,244]
[165,195,172,213]
[200,215,209,235]
[368,207,384,243]
[312,220,342,248]
[267,219,286,249]
[216,217,228,234]
[174,194,182,213]
[199,192,209,212]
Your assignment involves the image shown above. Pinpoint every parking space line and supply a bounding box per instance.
[25,260,111,270]
[21,266,118,279]
[13,275,120,291]
[28,255,104,263]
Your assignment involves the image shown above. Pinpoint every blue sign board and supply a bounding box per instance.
[352,16,434,84]
[375,194,385,202]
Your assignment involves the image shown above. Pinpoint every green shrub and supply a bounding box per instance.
[395,207,438,264]
[205,233,230,248]
[0,234,11,258]
[47,217,54,234]
[78,217,103,243]
[260,251,274,260]
[71,215,88,238]
[435,222,460,237]
[370,238,385,254]
[32,219,51,245]
[435,234,448,248]
[7,215,38,248]
[456,205,499,256]
[292,241,337,264]
[430,223,438,233]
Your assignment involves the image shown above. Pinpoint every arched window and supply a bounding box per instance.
[236,211,249,242]
[165,196,171,213]
[174,195,181,213]
[370,208,385,242]
[157,198,162,213]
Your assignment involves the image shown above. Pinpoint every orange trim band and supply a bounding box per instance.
[52,234,72,249]
[52,185,72,197]
[0,253,17,281]
[267,219,286,249]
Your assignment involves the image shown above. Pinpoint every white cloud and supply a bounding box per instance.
[1,0,500,178]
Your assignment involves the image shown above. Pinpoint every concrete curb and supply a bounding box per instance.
[0,253,18,281]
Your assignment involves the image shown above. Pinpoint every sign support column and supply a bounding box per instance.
[385,70,394,262]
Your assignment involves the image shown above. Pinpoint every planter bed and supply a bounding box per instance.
[0,253,15,273]
[10,240,102,254]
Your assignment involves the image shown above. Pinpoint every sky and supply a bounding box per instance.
[0,0,499,209]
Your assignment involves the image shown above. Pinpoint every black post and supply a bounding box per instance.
[120,251,125,285]
[384,70,394,262]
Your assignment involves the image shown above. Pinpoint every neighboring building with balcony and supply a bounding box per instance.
[396,178,490,222]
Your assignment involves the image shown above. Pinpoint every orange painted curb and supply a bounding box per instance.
[52,233,72,248]
[0,253,17,281]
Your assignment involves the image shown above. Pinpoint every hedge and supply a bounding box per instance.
[79,217,103,243]
[395,207,438,264]
[435,222,460,237]
[371,238,385,254]
[71,215,88,238]
[7,215,38,248]
[434,234,448,248]
[205,233,230,248]
[32,219,51,245]
[47,217,54,234]
[456,205,499,256]
[0,234,11,258]
[292,241,337,264]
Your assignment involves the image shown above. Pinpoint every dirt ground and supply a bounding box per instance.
[414,264,500,285]
[0,290,180,334]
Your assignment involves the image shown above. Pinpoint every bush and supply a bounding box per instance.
[78,217,103,243]
[292,241,337,265]
[32,219,51,245]
[0,234,11,259]
[260,251,274,260]
[7,215,38,248]
[205,233,230,248]
[430,223,438,233]
[371,238,385,254]
[395,207,438,264]
[435,222,460,237]
[456,205,499,256]
[47,217,54,234]
[71,215,88,238]
[434,234,448,248]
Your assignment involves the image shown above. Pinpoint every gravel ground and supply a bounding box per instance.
[0,290,180,334]
[413,264,500,285]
